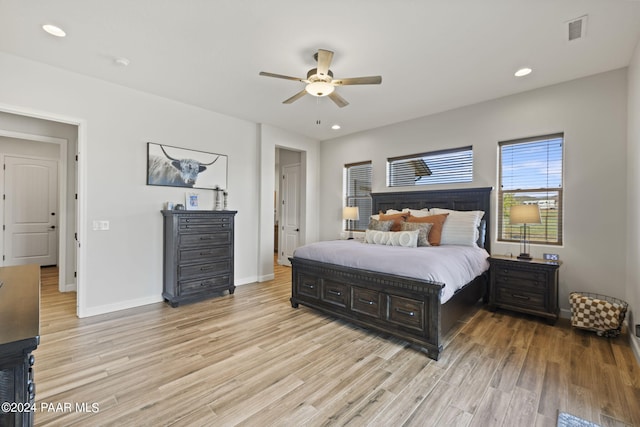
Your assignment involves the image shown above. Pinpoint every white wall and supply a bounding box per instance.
[627,40,640,362]
[0,52,262,316]
[321,68,628,317]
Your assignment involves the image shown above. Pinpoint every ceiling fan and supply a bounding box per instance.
[259,49,382,108]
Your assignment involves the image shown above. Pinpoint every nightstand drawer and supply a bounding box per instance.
[351,287,382,318]
[494,284,545,310]
[322,280,348,308]
[494,270,547,290]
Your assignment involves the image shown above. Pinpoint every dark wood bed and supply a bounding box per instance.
[290,187,492,360]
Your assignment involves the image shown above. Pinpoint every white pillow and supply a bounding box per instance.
[384,209,403,214]
[402,208,431,218]
[429,208,484,246]
[364,229,419,247]
[370,214,380,221]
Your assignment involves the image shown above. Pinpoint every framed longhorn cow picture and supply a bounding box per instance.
[146,142,228,190]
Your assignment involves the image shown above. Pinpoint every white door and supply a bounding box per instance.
[4,156,58,266]
[280,163,300,266]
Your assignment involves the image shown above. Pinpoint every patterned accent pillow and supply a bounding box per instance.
[401,222,433,247]
[364,229,419,247]
[406,213,449,246]
[378,212,409,231]
[367,218,394,231]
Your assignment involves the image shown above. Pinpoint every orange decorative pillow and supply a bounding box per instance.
[406,213,449,245]
[378,212,409,231]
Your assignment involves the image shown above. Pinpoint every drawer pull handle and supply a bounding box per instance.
[395,308,415,317]
[201,281,212,287]
[511,294,530,300]
[200,266,215,271]
[303,284,315,289]
[200,237,213,240]
[328,289,342,296]
[200,251,213,256]
[358,298,375,305]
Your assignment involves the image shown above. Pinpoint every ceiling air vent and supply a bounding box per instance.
[567,15,587,41]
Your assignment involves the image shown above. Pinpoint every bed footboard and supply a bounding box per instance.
[290,257,448,360]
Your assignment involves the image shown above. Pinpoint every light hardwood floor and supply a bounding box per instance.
[34,265,639,426]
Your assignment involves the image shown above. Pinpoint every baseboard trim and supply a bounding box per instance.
[258,274,275,282]
[63,283,77,292]
[80,295,163,318]
[631,334,640,366]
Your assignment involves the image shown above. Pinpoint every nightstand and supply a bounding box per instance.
[488,255,561,324]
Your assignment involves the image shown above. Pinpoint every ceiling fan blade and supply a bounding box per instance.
[316,49,334,77]
[332,76,382,86]
[259,71,304,82]
[329,91,349,108]
[283,89,308,104]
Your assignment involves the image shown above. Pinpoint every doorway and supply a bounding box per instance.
[0,111,80,315]
[275,148,302,267]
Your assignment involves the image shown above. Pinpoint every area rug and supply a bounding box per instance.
[557,412,601,427]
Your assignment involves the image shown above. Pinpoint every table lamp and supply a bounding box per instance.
[342,206,360,240]
[509,204,541,260]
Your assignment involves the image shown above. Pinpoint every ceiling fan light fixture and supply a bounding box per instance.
[305,81,335,97]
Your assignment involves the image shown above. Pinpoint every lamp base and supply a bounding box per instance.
[517,253,533,260]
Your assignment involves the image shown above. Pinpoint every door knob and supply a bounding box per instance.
[50,225,56,230]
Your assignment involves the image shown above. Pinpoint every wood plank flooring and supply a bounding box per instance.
[34,265,640,426]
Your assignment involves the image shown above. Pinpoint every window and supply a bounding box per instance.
[387,146,473,187]
[498,134,563,245]
[344,161,372,231]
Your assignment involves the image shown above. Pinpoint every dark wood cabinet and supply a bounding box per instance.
[489,255,561,324]
[161,210,237,307]
[0,265,40,427]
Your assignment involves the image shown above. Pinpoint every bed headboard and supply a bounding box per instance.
[371,187,492,253]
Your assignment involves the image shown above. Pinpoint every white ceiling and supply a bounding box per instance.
[1,0,639,141]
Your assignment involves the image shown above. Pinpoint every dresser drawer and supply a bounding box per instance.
[351,287,382,318]
[180,275,231,296]
[179,231,231,247]
[296,275,320,299]
[178,260,231,280]
[494,284,545,310]
[179,245,231,263]
[387,295,424,332]
[321,280,348,308]
[179,216,232,230]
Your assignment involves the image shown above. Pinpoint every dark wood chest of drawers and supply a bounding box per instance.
[161,210,237,307]
[0,265,40,427]
[488,255,561,323]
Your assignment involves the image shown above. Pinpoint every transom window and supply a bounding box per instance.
[498,133,564,245]
[387,146,473,187]
[344,161,372,231]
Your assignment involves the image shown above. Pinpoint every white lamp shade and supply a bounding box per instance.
[342,206,360,221]
[510,204,541,224]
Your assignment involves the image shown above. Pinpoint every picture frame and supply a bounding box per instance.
[146,142,227,190]
[186,192,199,210]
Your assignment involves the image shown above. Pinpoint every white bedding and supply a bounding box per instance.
[293,240,490,303]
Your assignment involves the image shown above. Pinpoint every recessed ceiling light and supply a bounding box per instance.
[331,124,341,130]
[515,67,532,77]
[42,24,66,37]
[114,57,130,67]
